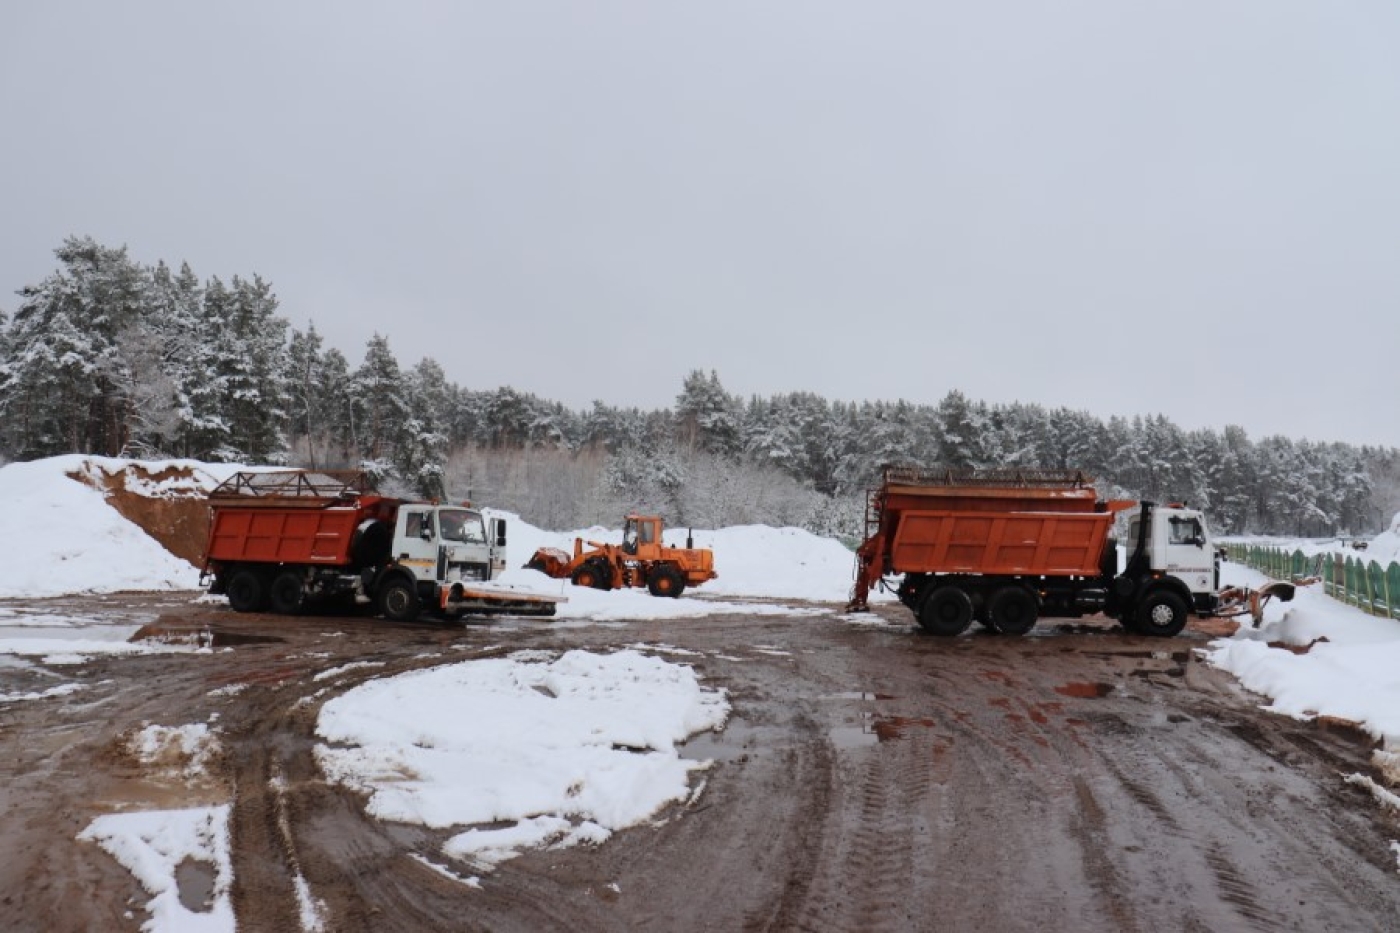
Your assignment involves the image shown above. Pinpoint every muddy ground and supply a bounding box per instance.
[1,595,1398,933]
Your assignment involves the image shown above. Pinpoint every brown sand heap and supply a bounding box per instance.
[66,460,215,566]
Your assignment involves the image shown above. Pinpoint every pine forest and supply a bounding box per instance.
[2,237,1395,538]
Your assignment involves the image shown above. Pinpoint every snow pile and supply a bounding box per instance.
[0,456,203,596]
[315,648,730,870]
[491,510,876,610]
[0,455,242,598]
[1208,563,1400,780]
[1361,511,1400,566]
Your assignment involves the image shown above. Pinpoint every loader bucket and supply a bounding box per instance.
[524,547,572,578]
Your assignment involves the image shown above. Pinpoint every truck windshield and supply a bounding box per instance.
[437,509,486,544]
[1169,516,1204,546]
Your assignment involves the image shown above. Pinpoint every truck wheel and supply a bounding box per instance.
[377,578,421,622]
[988,586,1038,636]
[227,570,267,613]
[919,586,974,636]
[647,565,686,598]
[1137,591,1188,637]
[269,571,306,615]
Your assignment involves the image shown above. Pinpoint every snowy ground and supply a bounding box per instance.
[2,455,1399,930]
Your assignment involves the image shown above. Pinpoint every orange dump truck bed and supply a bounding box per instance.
[852,468,1126,608]
[205,505,366,567]
[888,509,1112,576]
[201,470,397,571]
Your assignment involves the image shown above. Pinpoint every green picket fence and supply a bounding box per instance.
[1224,543,1400,621]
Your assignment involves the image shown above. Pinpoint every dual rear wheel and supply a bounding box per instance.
[918,584,1039,637]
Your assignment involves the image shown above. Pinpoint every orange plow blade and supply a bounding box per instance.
[1217,580,1299,627]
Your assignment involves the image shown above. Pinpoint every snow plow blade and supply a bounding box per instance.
[1217,580,1298,627]
[440,583,566,618]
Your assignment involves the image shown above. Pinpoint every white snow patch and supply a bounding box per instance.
[315,648,728,870]
[78,805,235,933]
[0,681,84,703]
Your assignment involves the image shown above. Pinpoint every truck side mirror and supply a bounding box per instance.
[495,518,507,547]
[420,527,433,540]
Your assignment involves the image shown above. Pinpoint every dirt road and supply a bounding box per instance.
[1,595,1397,932]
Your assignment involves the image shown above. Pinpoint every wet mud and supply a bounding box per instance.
[0,595,1397,932]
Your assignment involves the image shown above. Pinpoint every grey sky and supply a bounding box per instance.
[3,2,1398,448]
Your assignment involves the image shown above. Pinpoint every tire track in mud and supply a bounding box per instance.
[6,600,1400,932]
[218,640,528,933]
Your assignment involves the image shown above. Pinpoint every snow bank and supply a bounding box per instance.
[1209,563,1400,751]
[0,456,203,596]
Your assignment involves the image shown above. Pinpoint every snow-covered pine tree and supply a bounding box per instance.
[217,275,289,462]
[352,334,411,467]
[0,237,148,456]
[675,369,741,457]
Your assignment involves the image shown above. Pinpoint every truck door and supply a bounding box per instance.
[1161,511,1213,594]
[488,517,507,579]
[395,507,440,581]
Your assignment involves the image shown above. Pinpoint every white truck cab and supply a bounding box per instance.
[1125,504,1221,607]
[391,505,507,585]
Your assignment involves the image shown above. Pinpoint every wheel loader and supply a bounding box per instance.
[524,514,717,597]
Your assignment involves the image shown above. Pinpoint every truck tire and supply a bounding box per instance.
[1137,590,1188,637]
[919,586,974,636]
[647,564,686,598]
[269,571,306,615]
[227,569,268,613]
[988,586,1038,636]
[377,577,421,622]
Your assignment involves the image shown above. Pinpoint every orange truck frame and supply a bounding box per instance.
[848,466,1287,637]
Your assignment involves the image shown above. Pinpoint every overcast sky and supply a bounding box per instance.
[2,2,1398,448]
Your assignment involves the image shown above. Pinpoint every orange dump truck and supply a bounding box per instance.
[848,466,1284,637]
[201,470,563,621]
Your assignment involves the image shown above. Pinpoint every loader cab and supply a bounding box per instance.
[621,515,661,558]
[1125,505,1217,596]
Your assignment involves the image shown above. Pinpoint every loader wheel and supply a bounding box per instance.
[987,586,1038,636]
[647,565,686,598]
[227,569,268,613]
[571,561,611,590]
[377,577,421,622]
[918,586,974,636]
[269,571,306,615]
[1137,591,1188,638]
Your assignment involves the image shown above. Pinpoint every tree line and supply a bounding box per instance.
[1,237,1394,537]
